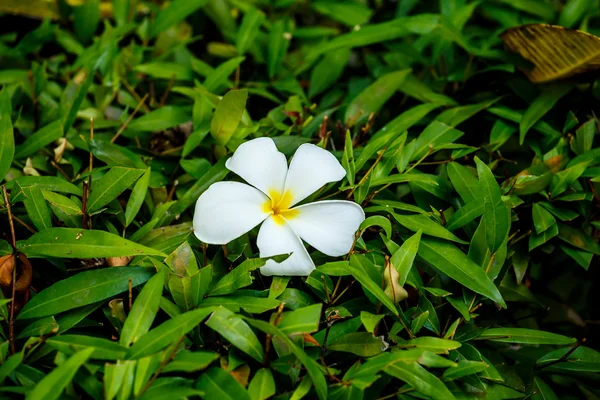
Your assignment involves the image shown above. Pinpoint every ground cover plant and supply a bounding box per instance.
[0,0,600,399]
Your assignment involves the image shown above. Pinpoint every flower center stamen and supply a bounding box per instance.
[263,190,299,224]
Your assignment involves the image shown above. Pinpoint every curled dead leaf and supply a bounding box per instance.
[0,254,15,288]
[502,24,600,83]
[106,256,133,267]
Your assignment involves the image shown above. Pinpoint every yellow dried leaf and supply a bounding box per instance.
[502,24,600,83]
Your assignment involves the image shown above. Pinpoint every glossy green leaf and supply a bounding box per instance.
[477,328,576,345]
[419,237,506,307]
[205,307,264,362]
[0,89,15,182]
[195,367,251,400]
[328,332,388,357]
[210,89,248,146]
[17,228,167,258]
[125,167,151,227]
[25,348,94,400]
[392,213,467,244]
[390,230,421,286]
[88,167,144,212]
[120,273,164,346]
[18,267,155,319]
[127,307,214,359]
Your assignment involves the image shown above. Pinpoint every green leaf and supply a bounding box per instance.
[309,48,350,98]
[0,89,15,182]
[390,230,421,286]
[475,157,510,254]
[210,89,248,146]
[162,351,219,373]
[14,120,62,159]
[128,106,191,132]
[204,57,245,92]
[549,161,589,197]
[22,186,52,231]
[42,190,82,216]
[348,254,399,316]
[392,213,467,244]
[342,129,356,185]
[384,361,456,400]
[360,311,385,334]
[205,307,264,362]
[88,167,144,212]
[149,0,210,38]
[537,346,600,372]
[17,228,167,258]
[477,328,576,345]
[532,203,556,234]
[531,377,559,400]
[17,316,58,339]
[248,368,276,400]
[557,222,600,255]
[209,255,288,296]
[244,318,327,400]
[120,273,164,346]
[73,0,99,43]
[445,201,484,231]
[25,348,94,400]
[267,19,290,79]
[18,267,155,319]
[529,223,559,251]
[447,162,481,203]
[399,337,461,353]
[312,1,373,26]
[328,332,388,357]
[47,335,127,360]
[419,237,506,307]
[195,367,251,400]
[345,69,411,127]
[520,82,573,144]
[278,304,322,335]
[411,121,464,161]
[125,167,151,227]
[443,360,488,380]
[127,307,214,359]
[199,296,280,314]
[360,215,392,239]
[236,7,265,55]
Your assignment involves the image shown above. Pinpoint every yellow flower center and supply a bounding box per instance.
[263,190,299,225]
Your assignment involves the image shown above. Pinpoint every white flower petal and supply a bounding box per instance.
[286,200,365,257]
[193,182,270,244]
[225,137,288,196]
[284,144,346,207]
[257,216,315,276]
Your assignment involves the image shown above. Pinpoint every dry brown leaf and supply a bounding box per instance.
[502,24,600,83]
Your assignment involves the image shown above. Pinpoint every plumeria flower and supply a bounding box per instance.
[193,138,365,276]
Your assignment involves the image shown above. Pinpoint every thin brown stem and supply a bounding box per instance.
[159,74,176,107]
[111,94,149,143]
[2,186,16,248]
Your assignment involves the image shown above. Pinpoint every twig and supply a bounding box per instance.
[2,186,16,249]
[121,78,151,113]
[111,94,149,143]
[136,336,186,398]
[159,74,176,107]
[3,186,16,355]
[128,278,133,310]
[536,339,585,370]
[81,180,89,229]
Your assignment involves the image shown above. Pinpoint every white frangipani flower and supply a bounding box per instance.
[193,137,365,276]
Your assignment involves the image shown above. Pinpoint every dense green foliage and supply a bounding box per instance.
[1,0,600,399]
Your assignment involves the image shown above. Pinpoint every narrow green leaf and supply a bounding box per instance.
[248,368,276,400]
[348,254,399,316]
[22,186,52,231]
[392,213,467,244]
[345,69,411,127]
[14,120,63,160]
[195,367,251,400]
[125,167,151,227]
[88,167,144,213]
[18,267,155,320]
[419,237,506,308]
[328,332,388,357]
[532,203,556,234]
[120,273,164,346]
[17,228,167,258]
[0,89,15,182]
[206,307,265,362]
[210,89,248,146]
[520,82,573,144]
[475,157,510,254]
[384,361,456,400]
[149,0,210,38]
[236,7,265,55]
[390,230,421,286]
[25,348,94,400]
[477,328,576,345]
[127,307,214,359]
